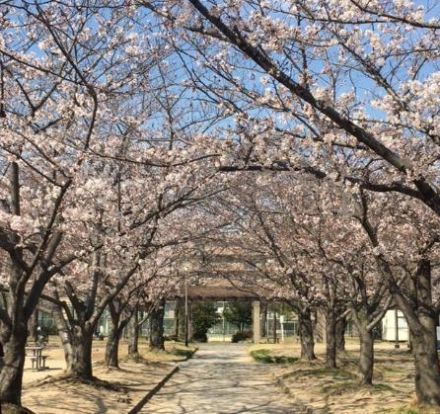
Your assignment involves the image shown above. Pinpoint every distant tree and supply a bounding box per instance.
[224,302,252,333]
[191,302,221,342]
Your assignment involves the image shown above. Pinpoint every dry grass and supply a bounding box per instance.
[250,338,438,414]
[20,337,195,414]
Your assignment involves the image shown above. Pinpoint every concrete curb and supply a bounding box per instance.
[127,365,179,414]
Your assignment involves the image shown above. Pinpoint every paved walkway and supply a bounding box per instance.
[140,343,306,414]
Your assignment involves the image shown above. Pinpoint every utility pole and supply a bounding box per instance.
[184,274,189,347]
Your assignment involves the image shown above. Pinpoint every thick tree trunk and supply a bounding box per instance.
[176,300,186,342]
[174,301,180,339]
[149,299,165,351]
[128,310,139,357]
[407,330,413,353]
[325,309,337,368]
[272,311,277,343]
[105,303,131,369]
[105,328,122,368]
[66,327,94,380]
[261,302,268,338]
[53,305,95,379]
[29,309,39,343]
[298,310,316,361]
[336,317,346,352]
[358,328,374,385]
[53,305,74,368]
[0,324,27,406]
[351,310,376,386]
[409,313,440,405]
[313,310,324,342]
[393,259,440,405]
[105,307,122,368]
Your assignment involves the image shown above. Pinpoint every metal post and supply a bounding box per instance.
[184,275,189,347]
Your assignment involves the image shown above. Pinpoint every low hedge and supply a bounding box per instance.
[250,349,298,364]
[231,331,252,343]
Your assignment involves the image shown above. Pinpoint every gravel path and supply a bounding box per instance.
[140,343,307,414]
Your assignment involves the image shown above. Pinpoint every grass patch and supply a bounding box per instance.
[250,349,298,364]
[390,408,440,414]
[294,367,357,381]
[171,347,197,359]
[321,381,359,395]
[373,383,396,392]
[253,341,434,413]
[396,409,419,414]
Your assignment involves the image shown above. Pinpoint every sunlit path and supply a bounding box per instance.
[140,343,307,414]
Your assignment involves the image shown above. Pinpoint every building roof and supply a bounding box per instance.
[168,279,267,300]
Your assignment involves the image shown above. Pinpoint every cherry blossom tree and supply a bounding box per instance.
[354,189,440,401]
[144,0,440,405]
[199,175,323,361]
[104,251,181,367]
[1,0,439,409]
[0,5,119,403]
[0,1,194,404]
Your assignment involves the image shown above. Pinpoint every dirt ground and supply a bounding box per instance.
[21,337,195,414]
[17,337,440,414]
[250,339,438,414]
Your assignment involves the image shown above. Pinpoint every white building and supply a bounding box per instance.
[382,310,409,341]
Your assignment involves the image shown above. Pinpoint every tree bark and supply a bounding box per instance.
[53,305,74,368]
[392,259,440,405]
[176,300,186,342]
[128,309,139,357]
[105,302,131,369]
[174,301,180,340]
[409,312,440,405]
[298,310,316,361]
[105,309,121,368]
[149,299,165,351]
[0,262,29,406]
[0,322,27,405]
[407,330,413,353]
[272,310,277,343]
[325,308,337,368]
[52,302,95,380]
[358,328,374,385]
[66,326,94,380]
[336,317,346,352]
[351,309,378,386]
[105,327,122,368]
[29,308,39,343]
[261,302,268,338]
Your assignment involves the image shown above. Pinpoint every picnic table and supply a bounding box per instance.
[26,345,48,371]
